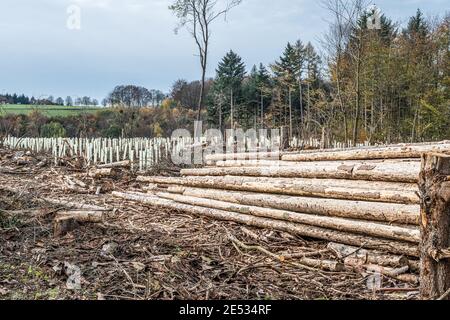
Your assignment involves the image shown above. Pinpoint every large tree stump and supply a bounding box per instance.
[419,153,450,300]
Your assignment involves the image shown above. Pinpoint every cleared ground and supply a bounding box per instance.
[0,149,418,300]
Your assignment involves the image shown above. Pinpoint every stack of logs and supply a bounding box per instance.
[113,141,450,296]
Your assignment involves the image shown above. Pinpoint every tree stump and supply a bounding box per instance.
[419,153,450,300]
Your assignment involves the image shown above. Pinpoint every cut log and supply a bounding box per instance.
[181,161,420,183]
[53,210,104,237]
[43,198,111,211]
[88,168,114,178]
[0,185,111,211]
[137,176,420,204]
[97,160,131,169]
[166,186,187,194]
[156,192,420,243]
[419,153,450,300]
[327,242,409,268]
[365,265,419,284]
[282,142,450,162]
[112,191,419,257]
[215,158,421,168]
[294,257,344,272]
[205,151,281,162]
[179,188,419,225]
[56,211,104,223]
[142,184,159,192]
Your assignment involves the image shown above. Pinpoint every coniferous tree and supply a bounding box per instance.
[208,50,246,129]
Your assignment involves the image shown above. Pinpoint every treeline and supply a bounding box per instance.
[171,7,450,144]
[1,3,448,144]
[105,85,167,108]
[0,93,99,107]
[0,101,197,138]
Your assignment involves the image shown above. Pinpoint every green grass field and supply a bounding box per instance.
[0,104,103,117]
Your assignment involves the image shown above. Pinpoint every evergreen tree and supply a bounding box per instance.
[271,42,303,131]
[208,50,246,129]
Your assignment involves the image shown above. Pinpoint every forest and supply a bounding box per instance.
[1,4,448,146]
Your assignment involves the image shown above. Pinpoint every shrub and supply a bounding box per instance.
[40,122,66,138]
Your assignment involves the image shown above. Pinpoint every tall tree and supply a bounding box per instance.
[169,0,242,121]
[209,50,246,129]
[271,42,303,134]
[65,96,73,107]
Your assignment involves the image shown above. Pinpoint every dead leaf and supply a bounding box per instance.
[0,287,8,296]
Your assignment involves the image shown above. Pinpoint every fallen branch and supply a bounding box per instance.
[112,191,419,257]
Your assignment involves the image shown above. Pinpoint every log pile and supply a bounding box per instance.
[113,141,450,288]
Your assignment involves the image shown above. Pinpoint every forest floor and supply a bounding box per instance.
[0,148,418,300]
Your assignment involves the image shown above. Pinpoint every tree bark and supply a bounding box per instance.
[327,242,409,268]
[157,192,420,243]
[282,142,450,162]
[137,175,420,204]
[419,153,450,300]
[88,168,114,178]
[215,159,420,167]
[97,160,131,169]
[177,187,419,225]
[205,151,281,162]
[53,211,104,237]
[112,191,419,257]
[0,185,111,211]
[181,161,420,183]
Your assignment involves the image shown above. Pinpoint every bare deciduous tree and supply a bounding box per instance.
[169,0,242,120]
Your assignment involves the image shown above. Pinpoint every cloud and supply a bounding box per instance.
[0,0,446,100]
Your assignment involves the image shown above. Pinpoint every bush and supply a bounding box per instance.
[40,122,66,138]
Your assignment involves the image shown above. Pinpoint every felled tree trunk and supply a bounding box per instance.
[88,168,115,178]
[53,211,104,237]
[282,142,450,162]
[157,192,420,243]
[178,188,419,225]
[137,176,420,204]
[97,160,131,169]
[112,191,419,257]
[419,153,450,300]
[180,161,420,183]
[205,152,281,162]
[215,159,420,168]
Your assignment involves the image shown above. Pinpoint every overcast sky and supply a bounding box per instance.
[0,0,447,101]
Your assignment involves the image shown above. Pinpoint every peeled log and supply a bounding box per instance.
[282,142,450,162]
[137,176,420,204]
[53,210,104,237]
[181,161,420,183]
[327,242,409,268]
[205,152,281,162]
[43,198,111,211]
[112,191,419,257]
[179,188,419,225]
[156,192,420,243]
[97,160,131,169]
[55,211,104,223]
[88,168,114,178]
[166,186,187,194]
[215,159,420,168]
